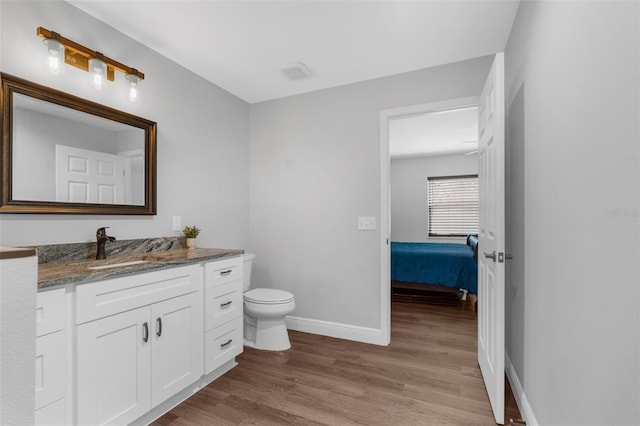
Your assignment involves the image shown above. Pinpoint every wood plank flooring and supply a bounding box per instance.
[153,302,521,425]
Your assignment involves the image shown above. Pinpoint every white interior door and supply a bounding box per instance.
[478,52,505,425]
[55,145,127,204]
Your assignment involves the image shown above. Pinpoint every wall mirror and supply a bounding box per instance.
[1,73,156,214]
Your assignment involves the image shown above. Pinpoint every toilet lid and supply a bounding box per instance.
[244,288,294,304]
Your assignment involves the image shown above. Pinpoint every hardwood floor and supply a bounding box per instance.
[153,302,521,425]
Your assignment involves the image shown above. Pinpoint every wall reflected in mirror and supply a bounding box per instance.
[12,94,145,205]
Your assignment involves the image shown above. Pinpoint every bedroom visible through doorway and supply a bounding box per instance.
[379,97,481,345]
[387,101,480,310]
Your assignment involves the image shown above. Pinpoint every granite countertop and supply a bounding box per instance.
[34,237,243,290]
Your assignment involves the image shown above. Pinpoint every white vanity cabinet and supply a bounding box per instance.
[35,288,67,426]
[75,264,203,426]
[203,257,244,374]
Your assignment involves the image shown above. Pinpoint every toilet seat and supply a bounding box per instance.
[244,288,294,305]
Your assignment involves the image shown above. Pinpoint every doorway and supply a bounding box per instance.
[379,96,480,344]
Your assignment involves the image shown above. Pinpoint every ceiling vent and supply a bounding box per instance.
[281,62,312,81]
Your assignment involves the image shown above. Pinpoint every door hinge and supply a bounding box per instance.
[498,252,504,263]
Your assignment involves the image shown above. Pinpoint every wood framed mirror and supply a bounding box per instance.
[0,73,157,214]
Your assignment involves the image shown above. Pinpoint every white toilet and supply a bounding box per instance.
[242,253,295,351]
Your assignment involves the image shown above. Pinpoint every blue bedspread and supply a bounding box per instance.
[391,242,478,294]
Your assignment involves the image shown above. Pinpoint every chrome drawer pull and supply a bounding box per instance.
[220,269,233,276]
[220,339,233,348]
[220,300,232,308]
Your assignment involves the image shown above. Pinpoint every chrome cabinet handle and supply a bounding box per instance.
[156,317,162,337]
[220,269,233,276]
[220,300,232,308]
[142,322,149,343]
[220,339,232,348]
[483,251,496,262]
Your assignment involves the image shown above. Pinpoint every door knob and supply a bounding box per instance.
[483,251,496,262]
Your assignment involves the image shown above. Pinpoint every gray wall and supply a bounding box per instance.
[505,1,640,424]
[391,153,478,243]
[249,57,492,329]
[0,1,250,249]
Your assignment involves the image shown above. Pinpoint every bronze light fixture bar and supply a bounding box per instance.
[36,26,145,83]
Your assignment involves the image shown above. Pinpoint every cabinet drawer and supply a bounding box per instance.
[204,257,243,288]
[35,330,65,410]
[36,288,66,337]
[204,316,243,374]
[76,264,202,324]
[205,281,243,331]
[35,397,66,426]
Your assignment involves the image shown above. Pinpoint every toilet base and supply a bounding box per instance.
[244,314,291,351]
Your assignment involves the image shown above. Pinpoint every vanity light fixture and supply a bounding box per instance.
[37,27,145,99]
[88,55,107,90]
[43,36,65,74]
[126,72,139,102]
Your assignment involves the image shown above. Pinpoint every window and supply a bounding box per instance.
[427,175,478,237]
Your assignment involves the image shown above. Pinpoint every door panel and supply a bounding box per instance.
[151,292,203,407]
[478,52,506,425]
[77,307,151,426]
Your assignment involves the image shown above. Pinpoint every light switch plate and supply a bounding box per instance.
[172,216,181,231]
[357,216,376,231]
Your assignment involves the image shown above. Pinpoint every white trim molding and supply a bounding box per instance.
[505,353,539,426]
[286,316,386,346]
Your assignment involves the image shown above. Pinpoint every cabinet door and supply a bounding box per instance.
[77,306,151,426]
[151,292,203,407]
[35,331,65,411]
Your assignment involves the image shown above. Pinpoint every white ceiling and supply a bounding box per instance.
[66,0,520,104]
[389,106,479,159]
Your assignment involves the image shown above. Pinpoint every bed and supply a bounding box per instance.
[391,236,478,305]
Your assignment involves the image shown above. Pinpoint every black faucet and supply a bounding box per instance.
[96,227,116,260]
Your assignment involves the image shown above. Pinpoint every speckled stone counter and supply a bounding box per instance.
[31,237,243,290]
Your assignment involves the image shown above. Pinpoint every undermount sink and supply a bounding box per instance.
[87,260,149,270]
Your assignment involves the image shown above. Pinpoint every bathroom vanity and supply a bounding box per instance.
[33,238,244,425]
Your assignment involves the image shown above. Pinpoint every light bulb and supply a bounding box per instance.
[43,38,65,74]
[88,57,107,90]
[126,73,139,102]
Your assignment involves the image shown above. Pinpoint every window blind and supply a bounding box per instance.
[428,175,478,237]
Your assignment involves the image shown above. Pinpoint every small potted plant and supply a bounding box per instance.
[182,225,201,250]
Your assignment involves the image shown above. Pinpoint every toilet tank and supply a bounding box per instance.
[242,253,256,291]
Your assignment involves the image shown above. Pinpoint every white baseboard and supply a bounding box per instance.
[505,353,539,426]
[286,316,386,346]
